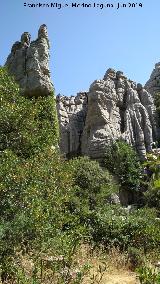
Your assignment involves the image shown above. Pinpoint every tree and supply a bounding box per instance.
[104,140,142,205]
[0,67,59,158]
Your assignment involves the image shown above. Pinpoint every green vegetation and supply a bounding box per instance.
[104,140,142,191]
[137,265,160,284]
[144,152,160,212]
[103,140,143,206]
[0,67,160,283]
[0,67,59,157]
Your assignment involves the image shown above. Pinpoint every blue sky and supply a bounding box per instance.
[1,0,160,96]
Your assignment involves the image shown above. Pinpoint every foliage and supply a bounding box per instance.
[69,156,118,208]
[144,152,160,210]
[0,67,59,158]
[0,68,86,281]
[104,140,142,191]
[0,147,90,281]
[90,207,160,252]
[127,246,143,270]
[0,67,160,282]
[137,265,160,284]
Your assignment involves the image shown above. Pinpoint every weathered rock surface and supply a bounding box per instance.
[56,92,88,157]
[4,27,157,160]
[145,62,160,96]
[5,25,53,97]
[57,69,157,160]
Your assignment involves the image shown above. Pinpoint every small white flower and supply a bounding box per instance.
[152,155,158,160]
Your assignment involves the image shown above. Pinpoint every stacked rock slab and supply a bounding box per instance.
[5,25,53,97]
[145,62,160,96]
[56,92,88,157]
[57,69,156,160]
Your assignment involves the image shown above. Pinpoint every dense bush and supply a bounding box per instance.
[0,147,88,282]
[104,140,142,191]
[90,206,160,252]
[69,156,118,208]
[144,153,160,211]
[0,67,59,157]
[137,265,160,284]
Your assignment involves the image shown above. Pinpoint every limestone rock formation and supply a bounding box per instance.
[5,24,53,97]
[57,69,157,160]
[145,62,160,96]
[56,92,87,157]
[5,27,157,160]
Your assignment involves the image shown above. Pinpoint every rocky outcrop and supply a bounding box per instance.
[57,69,157,160]
[56,92,88,157]
[145,62,160,96]
[4,27,157,160]
[5,25,53,97]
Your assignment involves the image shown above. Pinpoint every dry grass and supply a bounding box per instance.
[79,245,140,284]
[0,245,141,283]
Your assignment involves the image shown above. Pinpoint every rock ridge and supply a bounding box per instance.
[57,68,157,160]
[4,27,158,160]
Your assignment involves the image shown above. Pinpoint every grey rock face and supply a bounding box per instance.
[56,92,88,157]
[57,69,157,160]
[106,193,120,205]
[145,62,160,95]
[5,24,53,97]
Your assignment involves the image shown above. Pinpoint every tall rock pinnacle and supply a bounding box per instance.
[5,24,53,97]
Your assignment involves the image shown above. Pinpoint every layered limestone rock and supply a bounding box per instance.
[57,69,157,160]
[56,92,87,157]
[145,62,160,96]
[5,27,157,160]
[5,24,53,97]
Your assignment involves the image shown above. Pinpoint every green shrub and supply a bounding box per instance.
[144,153,160,211]
[69,156,118,210]
[0,147,89,281]
[0,67,59,158]
[90,207,160,252]
[127,247,143,270]
[137,265,160,284]
[104,140,142,191]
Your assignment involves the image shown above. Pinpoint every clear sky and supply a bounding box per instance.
[1,0,160,96]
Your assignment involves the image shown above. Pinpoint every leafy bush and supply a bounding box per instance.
[144,153,160,211]
[90,207,160,252]
[137,265,160,284]
[68,156,118,221]
[0,67,59,158]
[0,147,90,282]
[104,140,142,191]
